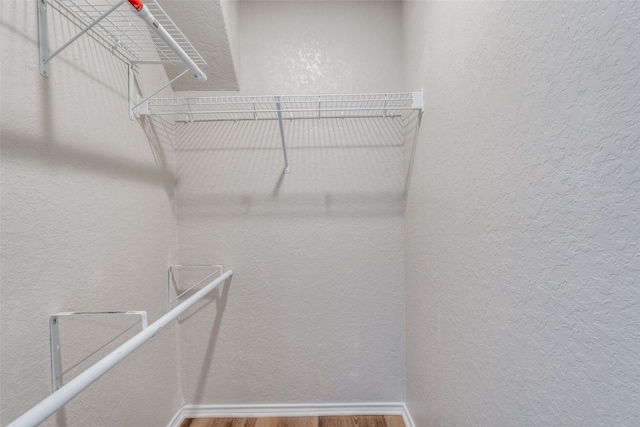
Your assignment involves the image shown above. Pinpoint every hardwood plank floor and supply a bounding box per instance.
[183,418,257,427]
[180,416,405,427]
[256,417,318,427]
[382,416,405,427]
[318,416,387,427]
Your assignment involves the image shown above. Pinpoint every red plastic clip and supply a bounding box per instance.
[128,0,144,12]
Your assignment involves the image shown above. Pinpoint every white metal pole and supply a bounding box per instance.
[128,0,207,82]
[7,269,233,427]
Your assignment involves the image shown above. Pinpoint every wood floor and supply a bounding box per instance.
[180,416,405,427]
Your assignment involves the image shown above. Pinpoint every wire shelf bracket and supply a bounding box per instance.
[37,0,207,116]
[274,96,290,174]
[49,311,148,392]
[168,264,223,311]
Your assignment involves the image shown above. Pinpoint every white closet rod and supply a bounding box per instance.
[128,0,206,81]
[7,269,234,427]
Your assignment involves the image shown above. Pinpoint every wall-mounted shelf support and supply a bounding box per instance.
[38,0,207,115]
[130,65,189,119]
[275,96,291,174]
[37,0,49,77]
[168,265,223,311]
[128,63,136,120]
[38,0,125,77]
[49,311,148,392]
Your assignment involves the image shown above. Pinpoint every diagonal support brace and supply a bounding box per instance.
[274,96,290,174]
[38,0,126,77]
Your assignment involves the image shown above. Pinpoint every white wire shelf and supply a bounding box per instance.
[136,90,424,174]
[137,91,424,121]
[44,0,205,66]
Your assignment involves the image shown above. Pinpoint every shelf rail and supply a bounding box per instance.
[7,269,234,427]
[137,91,424,119]
[135,90,424,174]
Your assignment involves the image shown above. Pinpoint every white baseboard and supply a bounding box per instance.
[165,407,186,427]
[167,402,416,427]
[402,403,416,427]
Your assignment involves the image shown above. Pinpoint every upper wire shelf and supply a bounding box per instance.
[137,91,424,121]
[46,0,205,65]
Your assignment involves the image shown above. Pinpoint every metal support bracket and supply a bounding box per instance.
[49,311,147,392]
[412,88,425,112]
[129,65,192,118]
[274,96,291,174]
[128,63,136,119]
[37,0,126,78]
[37,0,49,77]
[168,265,222,311]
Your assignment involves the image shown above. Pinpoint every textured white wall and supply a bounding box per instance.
[403,1,640,425]
[238,1,402,95]
[161,0,239,91]
[174,1,406,405]
[1,1,181,425]
[220,0,240,83]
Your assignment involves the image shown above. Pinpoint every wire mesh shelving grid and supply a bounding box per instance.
[49,0,205,64]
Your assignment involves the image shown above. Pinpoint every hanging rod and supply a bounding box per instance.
[38,0,206,80]
[7,269,234,427]
[128,0,205,81]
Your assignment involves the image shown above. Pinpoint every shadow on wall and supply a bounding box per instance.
[177,192,405,219]
[139,116,179,209]
[1,124,176,191]
[174,114,418,219]
[2,0,179,201]
[403,112,422,198]
[1,0,132,102]
[176,278,232,404]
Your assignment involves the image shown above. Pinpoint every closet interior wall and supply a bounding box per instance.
[3,0,640,425]
[174,1,407,404]
[403,1,640,425]
[1,2,182,425]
